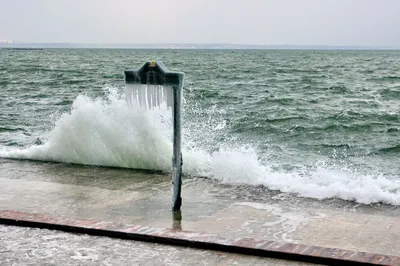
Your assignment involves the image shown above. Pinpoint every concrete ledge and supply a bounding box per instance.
[0,210,398,266]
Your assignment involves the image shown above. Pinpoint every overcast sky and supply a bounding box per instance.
[1,0,399,47]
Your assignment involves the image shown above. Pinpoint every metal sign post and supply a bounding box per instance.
[125,61,184,210]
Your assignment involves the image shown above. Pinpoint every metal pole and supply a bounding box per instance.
[125,61,184,211]
[172,84,182,210]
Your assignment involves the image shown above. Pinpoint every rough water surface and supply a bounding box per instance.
[0,49,399,205]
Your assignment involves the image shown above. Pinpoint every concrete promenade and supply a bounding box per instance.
[1,158,399,265]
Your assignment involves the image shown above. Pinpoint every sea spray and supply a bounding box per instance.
[183,146,400,205]
[1,87,399,205]
[1,87,173,170]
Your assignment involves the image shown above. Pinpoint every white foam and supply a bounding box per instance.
[183,146,400,205]
[235,202,325,241]
[1,87,173,171]
[1,87,399,205]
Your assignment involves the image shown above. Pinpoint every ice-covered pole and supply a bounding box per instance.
[124,61,184,211]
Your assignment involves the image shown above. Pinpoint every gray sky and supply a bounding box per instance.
[1,0,399,47]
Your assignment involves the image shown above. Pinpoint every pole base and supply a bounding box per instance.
[172,196,182,211]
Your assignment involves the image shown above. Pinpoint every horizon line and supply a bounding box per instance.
[1,42,399,50]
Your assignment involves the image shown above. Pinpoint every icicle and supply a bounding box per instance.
[125,84,175,110]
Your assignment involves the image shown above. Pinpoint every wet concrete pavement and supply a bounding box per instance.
[1,225,315,266]
[1,158,399,264]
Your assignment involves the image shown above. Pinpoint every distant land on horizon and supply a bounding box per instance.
[0,42,398,50]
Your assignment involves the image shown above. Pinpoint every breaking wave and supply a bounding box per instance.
[1,88,399,205]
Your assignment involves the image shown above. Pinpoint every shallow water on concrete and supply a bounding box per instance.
[2,225,317,266]
[1,158,399,256]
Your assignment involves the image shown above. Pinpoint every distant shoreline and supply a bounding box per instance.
[2,48,44,51]
[0,43,398,50]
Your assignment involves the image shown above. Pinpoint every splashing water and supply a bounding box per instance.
[1,87,399,205]
[1,88,173,171]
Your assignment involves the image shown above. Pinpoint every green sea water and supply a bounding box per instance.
[0,49,399,205]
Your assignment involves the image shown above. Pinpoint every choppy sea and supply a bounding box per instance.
[0,49,399,205]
